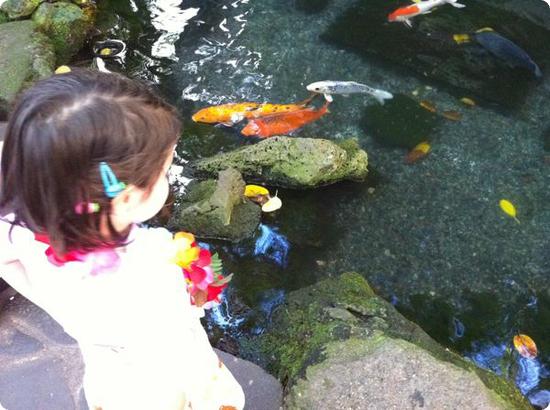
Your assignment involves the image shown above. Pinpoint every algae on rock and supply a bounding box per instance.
[242,272,531,409]
[1,0,42,19]
[171,168,261,243]
[190,137,368,189]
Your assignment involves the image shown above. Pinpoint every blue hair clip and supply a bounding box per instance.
[99,162,126,198]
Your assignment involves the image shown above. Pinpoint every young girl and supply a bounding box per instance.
[0,69,245,409]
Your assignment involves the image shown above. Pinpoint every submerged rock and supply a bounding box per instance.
[242,273,531,409]
[321,0,550,109]
[171,168,261,243]
[189,137,368,189]
[32,2,94,64]
[0,20,55,120]
[361,93,439,149]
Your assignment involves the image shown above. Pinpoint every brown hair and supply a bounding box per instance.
[0,68,181,254]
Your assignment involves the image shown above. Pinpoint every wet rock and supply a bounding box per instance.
[1,0,42,20]
[361,93,439,149]
[321,0,550,109]
[0,20,55,120]
[171,168,261,242]
[242,272,531,409]
[190,137,368,189]
[32,1,95,64]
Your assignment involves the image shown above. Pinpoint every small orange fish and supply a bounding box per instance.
[241,101,330,138]
[442,110,462,121]
[192,95,315,124]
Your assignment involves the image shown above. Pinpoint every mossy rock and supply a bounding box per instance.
[32,1,94,64]
[361,93,439,149]
[1,0,42,19]
[321,0,550,109]
[0,20,55,120]
[242,272,531,409]
[189,136,368,189]
[0,11,8,23]
[170,168,261,242]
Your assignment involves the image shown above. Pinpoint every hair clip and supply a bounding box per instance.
[75,202,100,214]
[99,161,126,198]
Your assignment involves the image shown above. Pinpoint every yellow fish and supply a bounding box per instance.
[192,95,316,125]
[499,199,520,224]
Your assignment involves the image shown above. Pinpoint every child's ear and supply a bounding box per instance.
[110,185,144,222]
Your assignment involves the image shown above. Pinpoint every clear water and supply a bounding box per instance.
[96,0,550,402]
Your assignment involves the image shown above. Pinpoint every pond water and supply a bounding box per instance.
[95,0,550,403]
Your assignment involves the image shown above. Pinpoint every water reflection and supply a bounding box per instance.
[253,224,290,268]
[148,0,199,60]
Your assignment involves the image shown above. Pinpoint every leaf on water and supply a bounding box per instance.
[442,110,462,121]
[513,334,538,359]
[460,97,476,107]
[499,199,520,224]
[404,141,431,164]
[420,100,437,113]
[244,184,270,197]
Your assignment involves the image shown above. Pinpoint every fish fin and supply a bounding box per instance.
[453,34,471,44]
[404,19,413,28]
[220,122,234,127]
[342,94,350,97]
[447,0,466,7]
[297,92,317,106]
[323,94,333,103]
[422,10,433,14]
[373,90,394,105]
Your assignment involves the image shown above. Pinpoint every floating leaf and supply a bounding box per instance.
[55,65,71,74]
[404,141,431,164]
[441,110,462,121]
[244,184,269,197]
[513,334,537,359]
[460,97,476,107]
[420,100,437,113]
[499,199,520,224]
[262,191,282,212]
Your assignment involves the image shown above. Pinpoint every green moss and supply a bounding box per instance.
[32,2,94,64]
[1,0,41,19]
[0,10,9,23]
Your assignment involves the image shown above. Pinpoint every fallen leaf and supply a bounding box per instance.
[442,110,462,121]
[405,141,431,164]
[499,199,520,224]
[460,97,476,107]
[420,100,437,113]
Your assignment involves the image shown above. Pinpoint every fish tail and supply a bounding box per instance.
[446,0,466,8]
[534,64,543,78]
[372,89,394,105]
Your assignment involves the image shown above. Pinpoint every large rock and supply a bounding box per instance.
[243,273,531,409]
[0,0,42,19]
[0,20,55,120]
[190,137,368,189]
[170,168,261,243]
[32,2,94,64]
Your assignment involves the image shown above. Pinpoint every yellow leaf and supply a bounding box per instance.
[453,34,471,44]
[441,110,462,121]
[513,334,537,359]
[499,199,520,224]
[413,141,431,154]
[420,100,437,113]
[55,65,71,74]
[244,184,269,197]
[100,48,112,56]
[460,97,476,107]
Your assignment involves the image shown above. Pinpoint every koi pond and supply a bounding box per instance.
[95,0,550,403]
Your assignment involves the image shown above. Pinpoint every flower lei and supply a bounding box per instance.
[171,232,232,309]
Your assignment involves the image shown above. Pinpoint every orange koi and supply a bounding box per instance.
[241,101,330,138]
[191,95,316,125]
[388,0,465,27]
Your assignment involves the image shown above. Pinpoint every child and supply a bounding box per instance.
[0,69,245,410]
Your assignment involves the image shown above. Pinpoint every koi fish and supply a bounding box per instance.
[191,95,316,125]
[388,0,466,28]
[241,101,330,138]
[306,80,393,104]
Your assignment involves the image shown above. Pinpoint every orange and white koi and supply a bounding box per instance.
[388,0,465,28]
[241,101,330,138]
[191,95,316,125]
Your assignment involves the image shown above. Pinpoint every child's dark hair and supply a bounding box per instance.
[0,68,181,254]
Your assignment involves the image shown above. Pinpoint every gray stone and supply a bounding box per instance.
[0,20,55,120]
[172,168,261,242]
[244,273,530,410]
[190,136,368,189]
